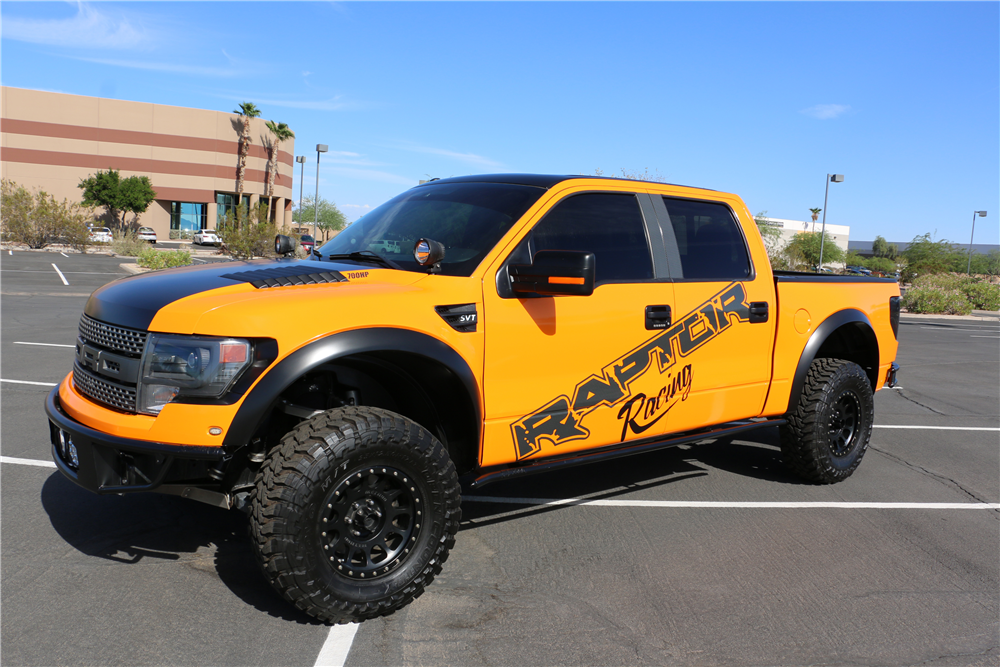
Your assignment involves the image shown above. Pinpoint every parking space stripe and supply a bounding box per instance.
[462,497,1000,509]
[971,335,1000,338]
[1,379,58,386]
[0,456,56,469]
[14,342,76,348]
[873,425,999,431]
[51,263,69,285]
[314,623,360,667]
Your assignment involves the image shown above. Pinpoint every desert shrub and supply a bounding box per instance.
[1,179,91,250]
[217,203,300,260]
[901,286,973,316]
[137,247,191,270]
[961,281,1000,311]
[110,229,148,257]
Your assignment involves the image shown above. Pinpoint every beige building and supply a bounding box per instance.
[1,87,295,239]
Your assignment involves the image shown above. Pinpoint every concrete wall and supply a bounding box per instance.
[1,87,295,238]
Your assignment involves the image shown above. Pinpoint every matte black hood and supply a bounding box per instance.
[84,259,362,330]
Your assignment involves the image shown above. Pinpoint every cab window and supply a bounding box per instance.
[527,193,654,285]
[662,197,750,280]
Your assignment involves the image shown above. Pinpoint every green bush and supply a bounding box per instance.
[136,247,191,270]
[961,281,1000,311]
[217,203,300,260]
[1,179,91,251]
[901,286,973,316]
[110,229,148,257]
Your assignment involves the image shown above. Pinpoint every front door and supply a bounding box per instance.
[481,189,676,468]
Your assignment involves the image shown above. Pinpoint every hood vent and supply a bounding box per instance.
[221,265,348,289]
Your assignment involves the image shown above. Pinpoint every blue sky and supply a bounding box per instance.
[2,1,997,245]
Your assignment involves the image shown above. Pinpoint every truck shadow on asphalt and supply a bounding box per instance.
[39,474,324,625]
[460,427,806,529]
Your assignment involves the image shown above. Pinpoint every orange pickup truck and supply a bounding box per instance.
[46,174,900,623]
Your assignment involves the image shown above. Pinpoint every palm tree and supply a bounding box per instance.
[809,207,822,222]
[264,120,295,223]
[233,102,261,224]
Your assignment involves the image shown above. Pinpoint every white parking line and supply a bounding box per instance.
[971,335,1000,338]
[920,326,1000,333]
[14,342,76,348]
[314,623,360,667]
[60,252,69,258]
[51,264,69,286]
[0,456,56,469]
[462,497,1000,509]
[1,379,58,386]
[874,425,999,431]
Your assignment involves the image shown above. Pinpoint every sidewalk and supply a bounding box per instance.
[901,310,1000,322]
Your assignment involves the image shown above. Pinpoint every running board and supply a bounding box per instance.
[468,418,786,489]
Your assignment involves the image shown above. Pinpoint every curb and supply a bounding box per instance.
[901,312,999,322]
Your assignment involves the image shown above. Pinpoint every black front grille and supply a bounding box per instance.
[78,315,147,356]
[73,362,137,413]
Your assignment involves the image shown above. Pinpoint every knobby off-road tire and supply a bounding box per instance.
[250,406,461,623]
[780,358,874,484]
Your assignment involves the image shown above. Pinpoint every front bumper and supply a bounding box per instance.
[45,387,225,495]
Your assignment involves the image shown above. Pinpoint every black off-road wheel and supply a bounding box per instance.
[780,358,874,484]
[250,406,461,624]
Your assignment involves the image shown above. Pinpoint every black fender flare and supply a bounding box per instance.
[785,309,878,414]
[222,328,482,452]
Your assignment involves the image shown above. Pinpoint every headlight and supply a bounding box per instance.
[138,334,251,415]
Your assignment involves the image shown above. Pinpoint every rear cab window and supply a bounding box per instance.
[659,197,751,281]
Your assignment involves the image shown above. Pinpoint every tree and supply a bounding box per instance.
[901,233,956,282]
[864,257,897,274]
[785,231,845,270]
[233,101,261,222]
[264,120,295,222]
[594,168,667,183]
[844,250,867,267]
[753,210,789,269]
[872,235,898,260]
[78,169,156,227]
[2,179,91,250]
[292,195,348,241]
[809,207,822,223]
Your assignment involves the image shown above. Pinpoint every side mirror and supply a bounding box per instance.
[274,234,296,256]
[510,250,595,297]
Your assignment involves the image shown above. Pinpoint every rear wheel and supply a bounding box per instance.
[250,406,461,623]
[780,358,874,484]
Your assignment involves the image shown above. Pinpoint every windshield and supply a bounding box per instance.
[317,182,544,276]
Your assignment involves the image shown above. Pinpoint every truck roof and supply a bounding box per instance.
[417,173,718,192]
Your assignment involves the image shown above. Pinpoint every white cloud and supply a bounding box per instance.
[325,166,415,186]
[386,141,502,168]
[253,96,360,112]
[801,104,851,120]
[76,56,243,78]
[3,4,153,51]
[342,204,372,211]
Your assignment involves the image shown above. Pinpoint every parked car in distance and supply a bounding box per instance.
[88,227,112,243]
[137,227,157,244]
[193,230,220,245]
[299,234,315,254]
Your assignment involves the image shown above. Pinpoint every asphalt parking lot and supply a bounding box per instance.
[2,250,998,667]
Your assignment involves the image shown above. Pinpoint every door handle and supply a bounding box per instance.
[749,301,769,324]
[645,305,672,330]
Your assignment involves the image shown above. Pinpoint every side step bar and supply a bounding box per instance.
[468,418,786,489]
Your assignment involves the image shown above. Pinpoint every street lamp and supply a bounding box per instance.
[295,156,306,233]
[818,174,844,271]
[967,210,987,275]
[314,144,328,241]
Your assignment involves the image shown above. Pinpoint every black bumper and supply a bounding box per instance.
[45,387,225,495]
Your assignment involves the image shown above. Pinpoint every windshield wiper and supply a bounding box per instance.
[322,250,402,270]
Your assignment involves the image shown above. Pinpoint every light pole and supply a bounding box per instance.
[314,144,328,240]
[967,210,987,275]
[295,156,306,232]
[818,174,844,271]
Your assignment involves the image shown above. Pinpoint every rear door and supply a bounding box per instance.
[639,195,777,434]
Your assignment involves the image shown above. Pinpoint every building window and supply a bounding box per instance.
[217,193,251,223]
[170,202,207,239]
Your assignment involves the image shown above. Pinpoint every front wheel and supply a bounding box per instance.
[780,358,874,484]
[250,407,461,623]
